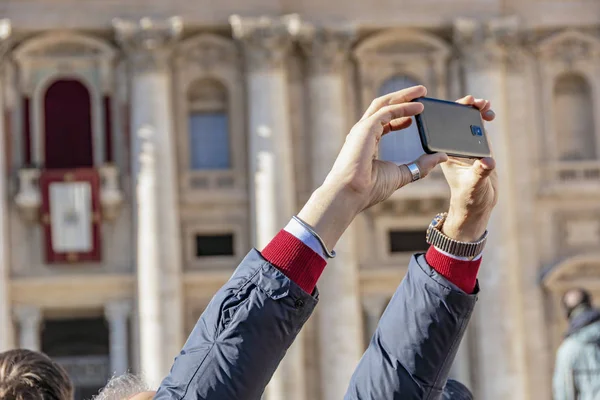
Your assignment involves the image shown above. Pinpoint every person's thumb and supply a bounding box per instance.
[397,152,449,189]
[418,152,449,176]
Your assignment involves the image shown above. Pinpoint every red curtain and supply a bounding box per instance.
[23,97,32,165]
[44,80,93,169]
[103,96,112,163]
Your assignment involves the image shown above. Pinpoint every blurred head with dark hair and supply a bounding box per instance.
[0,349,73,400]
[562,288,592,319]
[442,379,473,400]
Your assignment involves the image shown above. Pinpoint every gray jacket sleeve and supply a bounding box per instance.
[345,254,477,400]
[154,249,318,400]
[552,341,578,400]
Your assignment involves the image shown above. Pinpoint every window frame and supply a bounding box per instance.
[374,214,431,266]
[354,29,451,116]
[174,34,246,204]
[187,87,232,171]
[388,228,429,254]
[183,220,245,270]
[552,72,597,162]
[537,30,600,164]
[194,233,235,258]
[13,32,117,169]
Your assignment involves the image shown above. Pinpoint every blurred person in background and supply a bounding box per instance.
[0,349,74,400]
[553,288,600,400]
[92,86,495,400]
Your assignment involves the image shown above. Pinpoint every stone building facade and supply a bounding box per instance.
[0,1,599,399]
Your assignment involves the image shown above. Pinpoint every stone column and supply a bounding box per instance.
[230,15,303,400]
[113,16,185,388]
[105,300,132,376]
[362,296,389,346]
[0,19,13,352]
[299,26,364,400]
[15,305,41,351]
[454,18,528,399]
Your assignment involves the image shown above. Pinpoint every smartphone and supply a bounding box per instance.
[414,97,491,158]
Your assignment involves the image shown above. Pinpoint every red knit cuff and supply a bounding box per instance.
[261,230,326,294]
[425,246,481,294]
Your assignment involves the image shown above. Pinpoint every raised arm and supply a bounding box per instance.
[345,96,499,400]
[153,85,449,400]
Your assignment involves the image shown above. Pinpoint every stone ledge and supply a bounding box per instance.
[11,274,134,308]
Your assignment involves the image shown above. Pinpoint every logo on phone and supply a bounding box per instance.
[470,125,483,137]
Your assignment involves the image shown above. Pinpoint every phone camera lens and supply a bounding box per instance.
[470,125,483,137]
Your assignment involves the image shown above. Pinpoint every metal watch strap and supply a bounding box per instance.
[427,228,487,258]
[426,213,487,258]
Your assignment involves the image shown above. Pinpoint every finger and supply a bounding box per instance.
[472,157,496,179]
[361,85,427,120]
[476,100,495,121]
[472,98,487,110]
[456,95,475,106]
[398,152,449,188]
[482,109,496,121]
[480,100,492,113]
[382,117,412,136]
[370,102,424,133]
[416,152,450,178]
[457,96,496,121]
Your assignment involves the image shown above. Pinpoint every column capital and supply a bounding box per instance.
[299,25,355,75]
[113,16,183,72]
[230,14,298,72]
[453,16,525,71]
[104,299,133,321]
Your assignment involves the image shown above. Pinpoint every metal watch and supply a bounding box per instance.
[426,212,487,258]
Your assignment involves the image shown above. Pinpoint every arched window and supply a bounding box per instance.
[187,79,230,170]
[44,79,94,169]
[378,75,424,164]
[554,73,596,161]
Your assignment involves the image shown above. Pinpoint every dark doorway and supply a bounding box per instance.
[42,316,110,400]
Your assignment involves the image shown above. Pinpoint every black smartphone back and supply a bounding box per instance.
[414,97,491,158]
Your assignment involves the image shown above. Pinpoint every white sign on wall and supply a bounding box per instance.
[49,182,93,252]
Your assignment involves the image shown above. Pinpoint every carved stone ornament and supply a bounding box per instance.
[537,30,600,67]
[453,16,525,70]
[29,42,102,58]
[229,14,298,72]
[298,24,355,75]
[13,31,116,63]
[98,164,123,222]
[177,34,238,72]
[560,262,600,281]
[113,16,183,72]
[14,168,42,224]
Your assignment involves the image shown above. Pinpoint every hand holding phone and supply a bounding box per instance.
[414,97,492,159]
